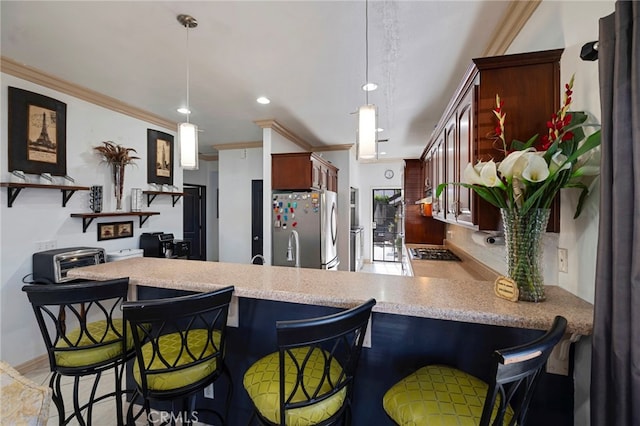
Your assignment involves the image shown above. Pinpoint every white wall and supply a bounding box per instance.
[217,147,263,264]
[184,160,219,261]
[0,74,183,365]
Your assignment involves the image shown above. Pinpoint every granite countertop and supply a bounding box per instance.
[69,257,594,335]
[406,243,500,282]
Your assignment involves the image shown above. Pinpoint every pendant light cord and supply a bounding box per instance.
[185,23,191,124]
[365,0,369,105]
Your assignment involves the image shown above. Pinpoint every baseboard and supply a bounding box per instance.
[14,354,48,376]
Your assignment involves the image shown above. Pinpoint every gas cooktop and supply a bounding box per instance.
[410,248,461,261]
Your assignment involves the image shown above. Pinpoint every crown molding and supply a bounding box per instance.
[254,119,314,151]
[314,144,353,152]
[1,56,177,131]
[482,0,541,57]
[199,153,219,162]
[212,141,263,151]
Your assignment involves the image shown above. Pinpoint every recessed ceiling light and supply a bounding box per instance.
[256,97,271,104]
[362,82,378,92]
[376,128,384,133]
[177,107,191,114]
[379,151,387,155]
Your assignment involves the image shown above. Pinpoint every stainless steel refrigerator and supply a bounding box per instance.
[272,190,339,270]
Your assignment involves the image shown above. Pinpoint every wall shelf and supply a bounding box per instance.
[0,182,90,208]
[142,191,186,207]
[70,211,160,232]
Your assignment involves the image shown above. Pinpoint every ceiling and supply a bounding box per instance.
[1,1,512,160]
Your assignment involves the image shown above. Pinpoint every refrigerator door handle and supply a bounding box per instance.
[330,202,337,246]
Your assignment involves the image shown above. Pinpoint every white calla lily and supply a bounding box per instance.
[521,154,550,183]
[463,162,483,185]
[498,150,528,179]
[479,160,504,188]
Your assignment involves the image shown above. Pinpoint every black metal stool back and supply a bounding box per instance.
[480,315,567,425]
[122,286,234,425]
[22,277,132,426]
[244,298,376,426]
[383,315,567,426]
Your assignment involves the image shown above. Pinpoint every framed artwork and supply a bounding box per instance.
[97,221,134,241]
[147,129,174,186]
[8,87,67,176]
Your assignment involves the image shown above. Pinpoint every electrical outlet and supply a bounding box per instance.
[36,240,57,252]
[558,248,568,273]
[204,384,214,399]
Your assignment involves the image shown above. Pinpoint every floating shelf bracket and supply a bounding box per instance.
[7,186,22,208]
[143,191,185,207]
[62,189,78,207]
[146,193,158,207]
[80,216,96,233]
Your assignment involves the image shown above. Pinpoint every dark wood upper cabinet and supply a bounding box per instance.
[421,48,563,232]
[272,152,338,192]
[404,159,445,244]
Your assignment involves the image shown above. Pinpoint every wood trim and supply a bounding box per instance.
[1,56,177,131]
[199,153,219,162]
[482,0,542,57]
[212,141,263,151]
[314,144,353,152]
[254,119,314,151]
[14,354,49,376]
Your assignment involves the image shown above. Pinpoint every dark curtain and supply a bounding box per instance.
[592,1,640,425]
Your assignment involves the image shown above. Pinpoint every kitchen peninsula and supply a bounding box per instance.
[70,258,593,424]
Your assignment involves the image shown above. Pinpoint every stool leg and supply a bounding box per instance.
[86,371,103,426]
[113,363,124,426]
[49,373,65,426]
[224,364,233,424]
[72,375,87,426]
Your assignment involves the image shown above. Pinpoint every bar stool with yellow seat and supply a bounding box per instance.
[22,277,134,425]
[243,298,376,426]
[122,286,234,425]
[383,316,567,425]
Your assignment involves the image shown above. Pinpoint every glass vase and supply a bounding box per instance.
[112,163,125,211]
[501,208,551,302]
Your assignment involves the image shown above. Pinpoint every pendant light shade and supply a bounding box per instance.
[177,14,199,170]
[358,104,377,160]
[179,122,199,170]
[356,0,378,161]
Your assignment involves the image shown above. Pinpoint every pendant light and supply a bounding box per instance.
[177,14,199,170]
[357,0,377,161]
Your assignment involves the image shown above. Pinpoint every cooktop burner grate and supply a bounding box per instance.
[410,248,461,261]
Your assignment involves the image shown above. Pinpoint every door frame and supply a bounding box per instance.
[183,183,206,260]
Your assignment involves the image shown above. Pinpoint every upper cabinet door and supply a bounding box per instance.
[455,87,474,226]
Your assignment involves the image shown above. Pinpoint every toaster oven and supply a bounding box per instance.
[32,247,105,284]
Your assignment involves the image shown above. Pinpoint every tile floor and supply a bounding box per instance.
[24,364,141,426]
[23,262,402,425]
[359,261,403,276]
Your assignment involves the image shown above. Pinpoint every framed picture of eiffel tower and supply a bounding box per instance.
[8,87,67,176]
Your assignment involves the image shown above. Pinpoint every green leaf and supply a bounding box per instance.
[436,182,506,209]
[510,134,539,152]
[564,182,590,219]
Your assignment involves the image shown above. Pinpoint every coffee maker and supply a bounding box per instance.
[140,232,188,259]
